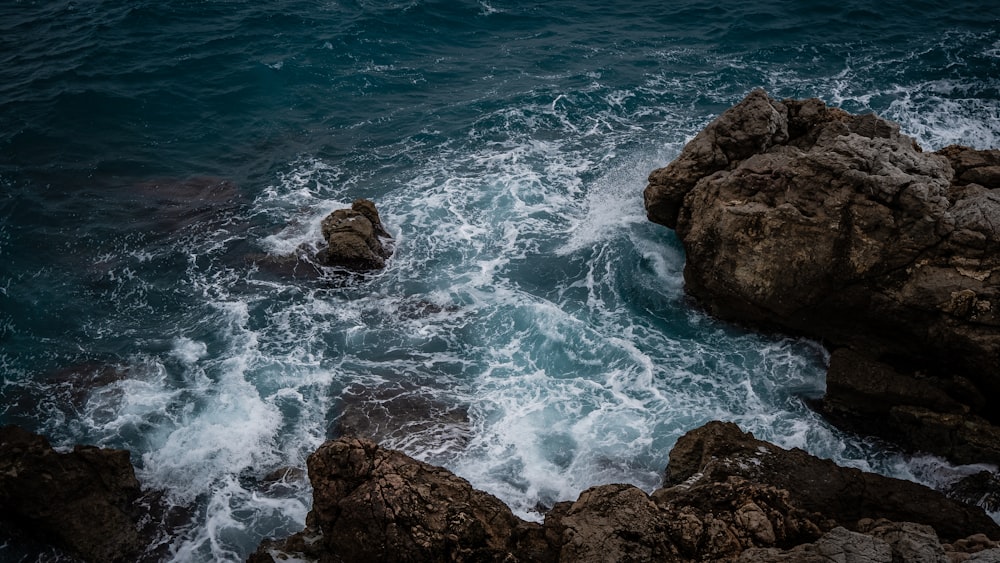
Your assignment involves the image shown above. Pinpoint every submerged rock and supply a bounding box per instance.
[249,421,999,562]
[643,89,1000,463]
[330,382,472,453]
[129,176,243,233]
[0,426,144,562]
[948,471,1000,514]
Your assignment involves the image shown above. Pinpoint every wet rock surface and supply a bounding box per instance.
[0,425,145,562]
[249,421,1000,562]
[248,198,393,278]
[330,382,472,453]
[316,198,393,271]
[948,471,1000,515]
[660,422,999,543]
[643,89,1000,464]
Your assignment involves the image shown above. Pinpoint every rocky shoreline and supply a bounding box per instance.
[247,421,1000,562]
[4,92,1000,561]
[5,420,999,562]
[644,89,1000,466]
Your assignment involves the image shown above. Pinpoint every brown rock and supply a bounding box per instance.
[0,425,144,562]
[250,421,1000,562]
[317,198,393,270]
[823,348,965,417]
[251,437,529,562]
[858,520,949,562]
[888,407,1000,465]
[818,349,1000,463]
[662,421,1000,542]
[738,526,894,563]
[544,483,675,562]
[643,89,1000,463]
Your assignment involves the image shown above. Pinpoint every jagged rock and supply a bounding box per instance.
[948,471,1000,514]
[543,483,675,562]
[821,349,1000,465]
[823,348,966,417]
[250,437,531,562]
[0,425,144,562]
[945,532,1000,561]
[888,407,1000,466]
[965,549,1000,562]
[316,198,392,271]
[858,520,949,562]
[250,421,1000,562]
[738,526,893,563]
[738,522,1000,563]
[652,477,825,560]
[661,421,999,542]
[643,89,1000,463]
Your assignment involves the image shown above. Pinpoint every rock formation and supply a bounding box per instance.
[0,425,145,562]
[249,422,1000,562]
[248,437,536,563]
[316,198,393,271]
[660,421,998,543]
[643,89,1000,464]
[248,198,393,277]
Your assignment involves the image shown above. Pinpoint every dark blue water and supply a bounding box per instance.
[2,1,999,560]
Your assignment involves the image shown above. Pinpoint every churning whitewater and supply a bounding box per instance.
[1,1,999,560]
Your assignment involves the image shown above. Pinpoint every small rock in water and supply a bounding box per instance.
[316,198,393,271]
[948,471,1000,514]
[249,198,394,278]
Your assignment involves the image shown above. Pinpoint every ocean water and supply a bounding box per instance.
[2,0,999,560]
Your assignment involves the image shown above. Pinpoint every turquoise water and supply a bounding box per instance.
[2,1,999,560]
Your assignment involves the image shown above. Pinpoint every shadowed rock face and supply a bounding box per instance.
[249,422,999,563]
[0,426,144,562]
[661,421,999,543]
[643,89,1000,462]
[948,471,1000,514]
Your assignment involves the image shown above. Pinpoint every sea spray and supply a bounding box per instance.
[2,1,999,560]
